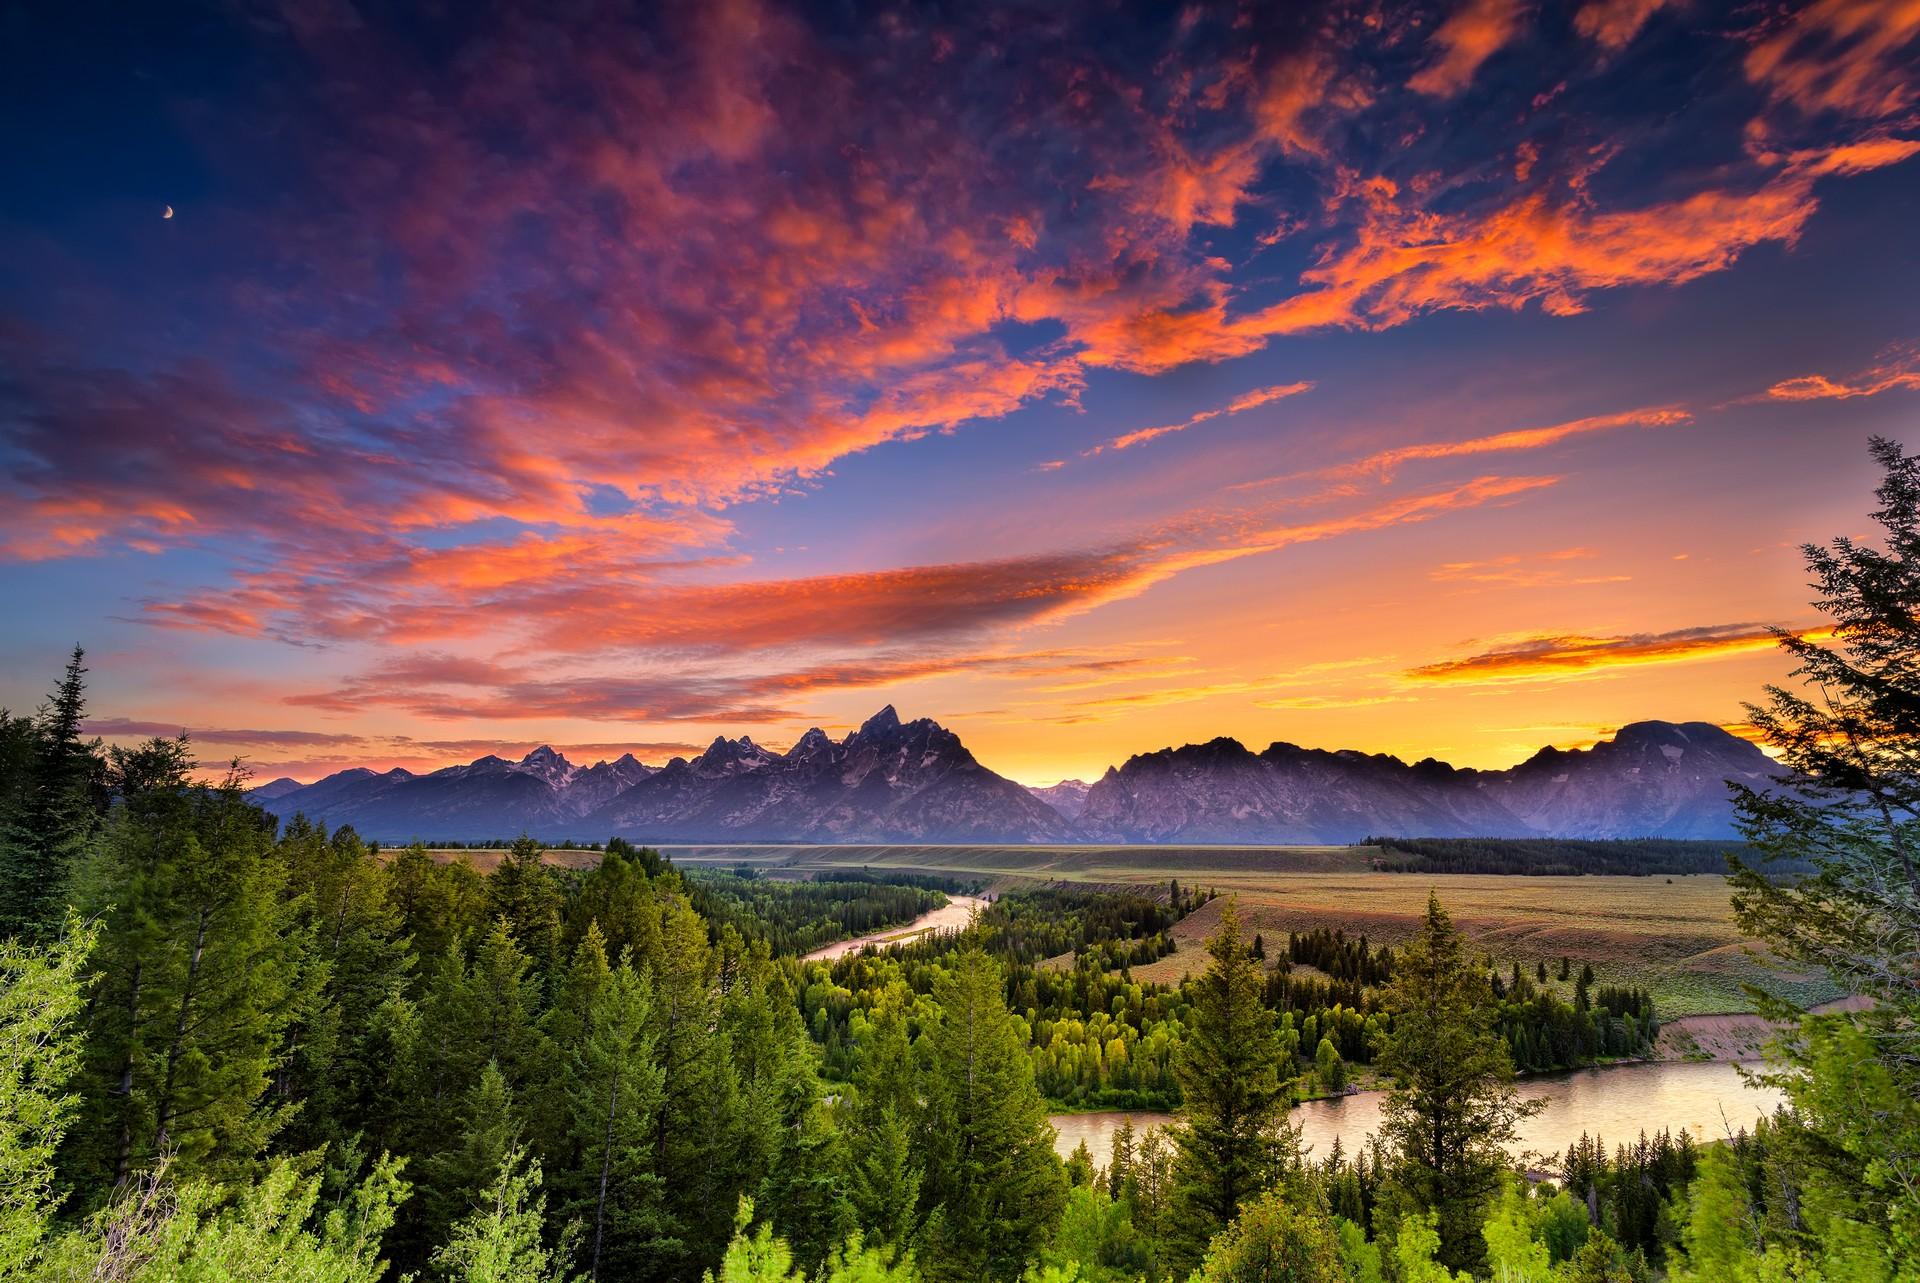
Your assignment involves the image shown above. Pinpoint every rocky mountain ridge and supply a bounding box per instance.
[256,706,1073,843]
[254,711,1777,844]
[1070,720,1776,843]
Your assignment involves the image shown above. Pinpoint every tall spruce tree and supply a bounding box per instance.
[417,1059,523,1258]
[64,739,311,1193]
[1167,899,1296,1274]
[644,894,744,1280]
[918,948,1066,1283]
[386,842,488,969]
[396,916,551,1258]
[545,933,667,1283]
[1375,892,1538,1272]
[1729,434,1920,1265]
[726,961,850,1272]
[275,819,413,1157]
[0,648,106,942]
[846,990,923,1250]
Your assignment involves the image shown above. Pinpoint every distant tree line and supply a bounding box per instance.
[1365,835,1811,877]
[686,870,947,957]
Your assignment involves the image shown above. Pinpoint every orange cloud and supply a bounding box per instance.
[1409,0,1529,98]
[1745,0,1920,121]
[1760,343,1920,401]
[1344,407,1690,479]
[1234,405,1688,492]
[1248,175,1822,336]
[1573,0,1667,52]
[264,468,1557,730]
[1401,622,1824,686]
[1086,381,1313,456]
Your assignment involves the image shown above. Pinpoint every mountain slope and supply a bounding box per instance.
[1076,721,1777,843]
[1028,779,1092,820]
[1483,720,1778,840]
[255,708,1073,843]
[254,746,651,841]
[582,706,1076,842]
[254,715,1779,844]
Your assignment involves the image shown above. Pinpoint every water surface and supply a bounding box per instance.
[1049,1060,1785,1166]
[802,894,989,961]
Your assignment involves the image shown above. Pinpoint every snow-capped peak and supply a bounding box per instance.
[513,745,578,787]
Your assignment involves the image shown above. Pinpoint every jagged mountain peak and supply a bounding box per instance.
[1027,777,1093,821]
[692,735,777,773]
[787,727,835,757]
[859,704,902,736]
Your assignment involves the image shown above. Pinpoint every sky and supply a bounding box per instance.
[2,0,1918,787]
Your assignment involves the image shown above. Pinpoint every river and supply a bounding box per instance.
[802,894,990,961]
[1049,1060,1786,1167]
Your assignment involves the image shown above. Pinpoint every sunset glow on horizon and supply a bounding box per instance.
[3,0,1918,786]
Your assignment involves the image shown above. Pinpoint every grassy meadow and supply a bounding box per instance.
[653,844,1831,1018]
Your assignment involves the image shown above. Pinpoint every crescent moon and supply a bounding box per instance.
[163,205,174,219]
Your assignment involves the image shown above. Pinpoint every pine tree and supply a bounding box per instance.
[420,1060,522,1251]
[1167,899,1295,1273]
[537,924,616,1141]
[848,1105,921,1251]
[453,919,553,1093]
[552,953,666,1283]
[1107,1116,1136,1204]
[64,740,311,1192]
[919,949,1066,1283]
[489,837,564,977]
[0,648,106,942]
[1728,435,1920,1265]
[1065,1139,1096,1188]
[564,843,665,970]
[387,842,487,968]
[1131,1126,1174,1274]
[397,918,550,1254]
[644,894,744,1279]
[1375,893,1538,1273]
[276,819,413,1156]
[731,957,851,1275]
[846,986,923,1248]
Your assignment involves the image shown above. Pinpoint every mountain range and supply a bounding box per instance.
[252,708,1779,844]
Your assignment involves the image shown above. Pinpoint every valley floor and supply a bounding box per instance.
[659,846,1836,1018]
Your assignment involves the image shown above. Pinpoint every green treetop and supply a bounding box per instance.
[1374,892,1538,1273]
